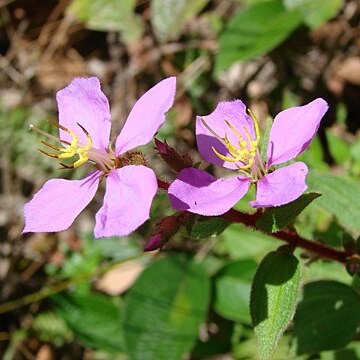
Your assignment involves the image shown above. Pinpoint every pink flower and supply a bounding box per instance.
[24,76,176,237]
[168,98,328,215]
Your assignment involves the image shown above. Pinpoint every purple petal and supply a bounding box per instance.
[23,173,100,233]
[168,168,251,216]
[267,98,328,166]
[56,77,111,152]
[251,162,308,208]
[94,165,157,237]
[115,77,176,155]
[196,100,255,170]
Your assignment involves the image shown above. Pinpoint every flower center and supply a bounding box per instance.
[30,121,115,173]
[114,151,147,168]
[201,109,265,179]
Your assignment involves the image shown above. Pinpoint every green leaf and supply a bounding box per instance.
[191,217,231,239]
[294,281,360,354]
[331,345,360,360]
[302,259,351,285]
[123,254,210,360]
[151,0,209,43]
[250,250,301,359]
[297,136,329,170]
[260,117,273,163]
[218,223,277,261]
[89,235,141,261]
[214,260,257,324]
[256,192,321,233]
[67,0,143,43]
[350,138,360,162]
[32,312,73,346]
[53,291,124,352]
[215,0,302,74]
[284,0,342,29]
[326,129,351,165]
[307,170,360,234]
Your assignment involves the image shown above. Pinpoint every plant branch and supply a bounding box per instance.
[222,208,348,264]
[157,179,348,264]
[157,178,170,191]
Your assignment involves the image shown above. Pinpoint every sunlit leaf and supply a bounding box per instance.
[214,260,257,324]
[67,0,143,43]
[151,0,209,42]
[218,223,276,261]
[307,170,360,234]
[284,0,343,29]
[32,312,73,346]
[215,0,302,74]
[250,250,301,359]
[326,129,351,165]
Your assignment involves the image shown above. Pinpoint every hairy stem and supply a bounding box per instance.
[158,179,348,264]
[222,208,348,263]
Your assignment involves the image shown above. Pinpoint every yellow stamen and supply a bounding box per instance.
[247,108,261,142]
[30,121,93,169]
[224,134,242,158]
[225,120,246,143]
[236,158,254,170]
[212,146,239,163]
[201,110,261,171]
[38,149,61,159]
[38,140,62,151]
[200,117,227,147]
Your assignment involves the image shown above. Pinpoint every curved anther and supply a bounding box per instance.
[32,120,94,169]
[38,149,60,158]
[201,113,261,170]
[59,162,75,169]
[236,158,254,170]
[247,108,261,142]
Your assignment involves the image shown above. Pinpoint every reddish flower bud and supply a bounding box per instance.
[143,212,190,251]
[144,234,164,251]
[154,138,193,172]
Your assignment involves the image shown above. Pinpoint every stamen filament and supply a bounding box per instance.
[224,134,242,158]
[200,117,228,147]
[30,124,64,145]
[201,108,268,180]
[38,140,62,151]
[212,146,239,163]
[247,108,261,142]
[31,120,117,174]
[242,125,255,148]
[236,158,254,170]
[31,122,94,169]
[225,120,246,143]
[255,148,266,174]
[38,149,60,158]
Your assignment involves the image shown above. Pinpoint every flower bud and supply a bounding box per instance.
[155,138,193,172]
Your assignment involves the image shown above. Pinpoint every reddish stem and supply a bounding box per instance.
[157,179,348,264]
[157,179,170,191]
[272,229,347,263]
[223,208,347,263]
